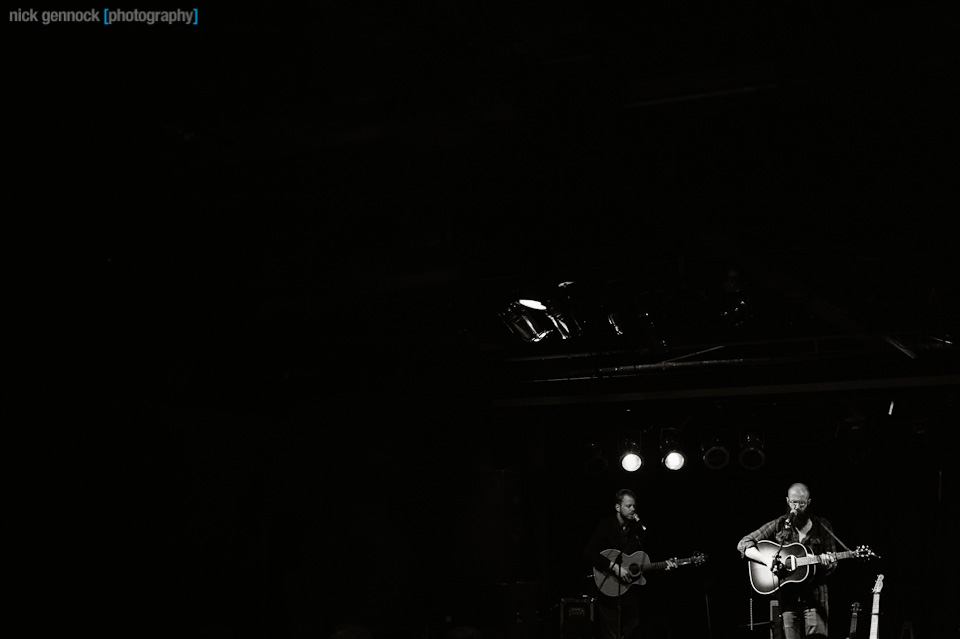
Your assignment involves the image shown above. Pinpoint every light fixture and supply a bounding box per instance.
[500,301,551,342]
[701,431,730,470]
[514,273,552,311]
[543,281,584,340]
[602,279,632,337]
[660,428,686,471]
[738,429,766,470]
[603,285,667,348]
[502,280,584,342]
[605,309,628,336]
[518,298,547,311]
[620,440,643,472]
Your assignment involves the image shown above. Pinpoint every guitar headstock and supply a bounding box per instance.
[690,551,708,565]
[872,574,884,594]
[850,602,861,612]
[855,545,876,559]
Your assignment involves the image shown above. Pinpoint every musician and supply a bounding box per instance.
[737,482,838,638]
[583,488,675,639]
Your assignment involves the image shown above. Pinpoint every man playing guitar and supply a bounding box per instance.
[584,488,678,639]
[737,483,838,638]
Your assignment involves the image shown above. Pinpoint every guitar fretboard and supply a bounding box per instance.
[796,549,859,567]
[868,575,884,639]
[847,603,860,639]
[869,593,881,639]
[648,557,698,571]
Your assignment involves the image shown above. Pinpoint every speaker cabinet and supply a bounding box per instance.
[560,596,596,639]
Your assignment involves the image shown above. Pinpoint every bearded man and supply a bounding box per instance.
[737,483,838,638]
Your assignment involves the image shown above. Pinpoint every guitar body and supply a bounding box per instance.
[593,549,707,597]
[597,549,651,595]
[748,540,815,595]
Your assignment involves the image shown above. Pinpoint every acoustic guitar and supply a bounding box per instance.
[593,548,707,596]
[748,540,875,595]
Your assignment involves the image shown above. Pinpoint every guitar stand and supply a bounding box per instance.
[743,598,780,636]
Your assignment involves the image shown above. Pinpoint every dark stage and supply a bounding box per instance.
[11,4,959,639]
[38,388,958,638]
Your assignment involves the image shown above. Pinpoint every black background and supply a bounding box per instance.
[11,4,959,638]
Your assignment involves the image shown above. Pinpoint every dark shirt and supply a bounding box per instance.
[737,514,837,614]
[583,515,646,575]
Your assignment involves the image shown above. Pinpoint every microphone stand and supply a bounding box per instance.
[593,530,625,639]
[614,547,624,639]
[617,519,646,639]
[597,518,645,639]
[772,512,796,639]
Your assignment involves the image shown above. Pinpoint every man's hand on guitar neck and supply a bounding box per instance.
[817,552,837,566]
[665,558,678,571]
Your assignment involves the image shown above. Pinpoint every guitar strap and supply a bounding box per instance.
[818,518,853,552]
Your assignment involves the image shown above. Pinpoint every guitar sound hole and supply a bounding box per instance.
[629,565,641,576]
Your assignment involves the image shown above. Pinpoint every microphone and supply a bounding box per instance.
[630,513,647,531]
[785,509,798,527]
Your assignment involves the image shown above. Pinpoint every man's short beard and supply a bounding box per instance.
[791,510,811,529]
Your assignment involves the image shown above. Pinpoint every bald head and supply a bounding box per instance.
[787,483,810,498]
[786,483,812,518]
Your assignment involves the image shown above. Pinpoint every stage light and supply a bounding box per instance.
[514,274,552,312]
[606,309,628,336]
[606,307,665,347]
[660,429,686,471]
[518,298,547,311]
[620,440,643,472]
[602,280,634,338]
[738,430,766,470]
[701,431,730,470]
[602,287,667,347]
[500,301,551,342]
[503,280,584,341]
[544,281,584,340]
[663,451,685,471]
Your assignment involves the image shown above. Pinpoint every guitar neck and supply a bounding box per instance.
[847,612,858,639]
[869,592,881,639]
[647,557,696,571]
[795,548,858,567]
[846,602,861,639]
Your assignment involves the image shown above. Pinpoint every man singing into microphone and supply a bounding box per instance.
[583,488,675,638]
[737,482,838,638]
